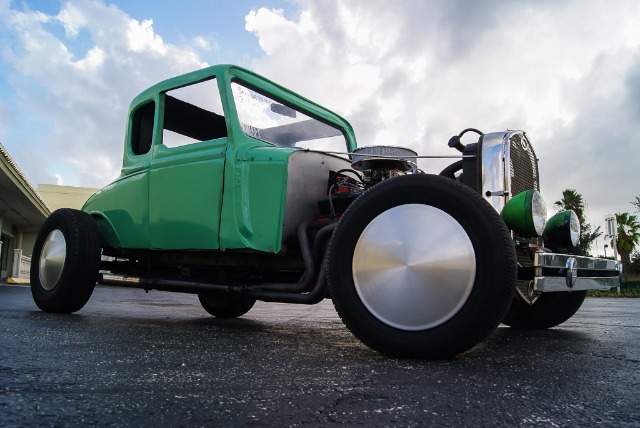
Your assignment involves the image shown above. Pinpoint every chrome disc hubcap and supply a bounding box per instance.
[39,229,67,291]
[352,204,476,330]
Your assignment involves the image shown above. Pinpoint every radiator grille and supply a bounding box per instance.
[510,133,541,292]
[509,133,539,197]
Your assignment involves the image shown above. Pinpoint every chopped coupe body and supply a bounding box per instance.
[31,65,621,358]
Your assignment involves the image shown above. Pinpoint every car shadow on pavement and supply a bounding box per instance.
[22,303,597,363]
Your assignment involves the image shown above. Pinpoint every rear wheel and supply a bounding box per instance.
[31,209,102,313]
[198,293,256,318]
[328,174,517,359]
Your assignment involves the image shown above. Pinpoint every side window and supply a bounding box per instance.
[131,102,155,155]
[162,78,227,149]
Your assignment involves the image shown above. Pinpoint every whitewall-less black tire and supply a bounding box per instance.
[30,209,102,313]
[198,293,256,318]
[327,174,517,359]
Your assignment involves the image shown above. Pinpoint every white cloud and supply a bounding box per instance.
[1,0,638,241]
[192,36,218,52]
[127,18,167,54]
[1,0,210,187]
[56,2,87,38]
[73,46,105,71]
[53,173,64,186]
[244,0,640,231]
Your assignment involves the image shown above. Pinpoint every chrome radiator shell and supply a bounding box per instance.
[480,130,539,213]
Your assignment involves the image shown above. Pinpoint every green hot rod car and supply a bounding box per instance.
[31,65,621,358]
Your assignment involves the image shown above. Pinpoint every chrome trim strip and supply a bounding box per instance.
[534,253,618,271]
[535,276,620,292]
[532,252,621,292]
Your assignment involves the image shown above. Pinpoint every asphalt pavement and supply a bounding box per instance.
[1,284,639,427]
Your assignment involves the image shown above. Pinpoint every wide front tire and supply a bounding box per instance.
[198,293,256,318]
[30,209,102,313]
[327,174,517,359]
[501,291,587,329]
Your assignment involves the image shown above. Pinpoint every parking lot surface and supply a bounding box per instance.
[1,284,639,426]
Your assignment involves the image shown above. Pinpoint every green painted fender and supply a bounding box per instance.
[89,213,121,249]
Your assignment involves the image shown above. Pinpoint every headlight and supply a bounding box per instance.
[543,210,581,250]
[501,189,547,237]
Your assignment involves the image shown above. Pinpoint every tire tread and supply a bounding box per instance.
[328,174,517,359]
[31,209,101,313]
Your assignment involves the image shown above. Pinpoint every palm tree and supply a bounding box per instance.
[614,212,640,267]
[554,189,601,255]
[631,195,640,212]
[554,189,584,219]
[580,223,602,256]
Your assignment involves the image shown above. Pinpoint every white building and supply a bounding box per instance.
[0,142,98,282]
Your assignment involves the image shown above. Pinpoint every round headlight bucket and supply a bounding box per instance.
[543,210,581,251]
[501,189,547,237]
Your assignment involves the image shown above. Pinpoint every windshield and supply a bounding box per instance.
[231,81,348,153]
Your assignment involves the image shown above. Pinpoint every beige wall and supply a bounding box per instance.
[37,184,99,211]
[1,185,98,280]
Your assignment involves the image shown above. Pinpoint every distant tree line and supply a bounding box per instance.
[623,196,640,276]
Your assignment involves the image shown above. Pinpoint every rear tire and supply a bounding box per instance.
[198,293,256,318]
[30,209,101,313]
[328,174,517,359]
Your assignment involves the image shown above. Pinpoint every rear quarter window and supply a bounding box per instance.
[130,102,155,155]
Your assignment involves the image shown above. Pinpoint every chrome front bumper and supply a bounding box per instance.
[525,253,622,293]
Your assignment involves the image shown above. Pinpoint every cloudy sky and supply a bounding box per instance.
[0,0,638,254]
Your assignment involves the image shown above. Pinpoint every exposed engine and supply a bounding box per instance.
[351,146,418,186]
[318,145,418,218]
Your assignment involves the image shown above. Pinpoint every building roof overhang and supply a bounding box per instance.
[0,142,50,230]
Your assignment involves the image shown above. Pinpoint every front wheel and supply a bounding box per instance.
[327,174,517,359]
[30,209,102,313]
[501,291,587,329]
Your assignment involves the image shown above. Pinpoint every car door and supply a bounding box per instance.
[149,78,227,250]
